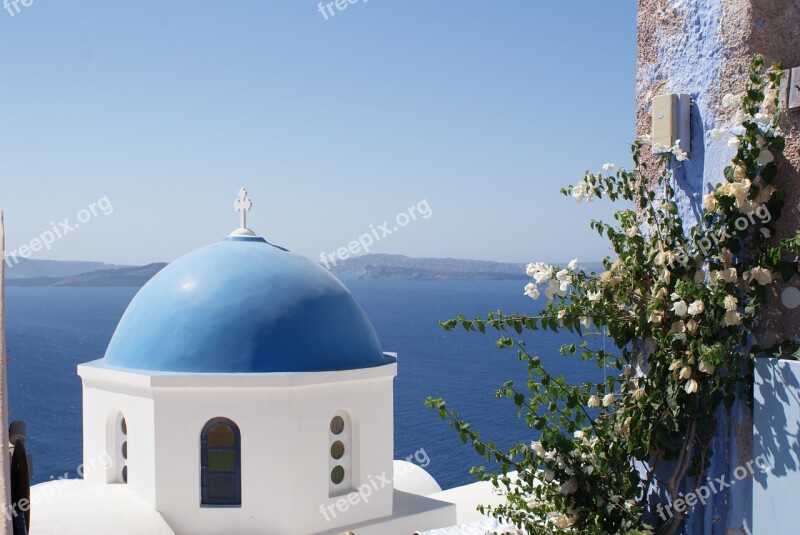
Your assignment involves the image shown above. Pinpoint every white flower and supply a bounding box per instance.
[669,359,683,371]
[559,478,578,495]
[671,140,688,161]
[702,193,717,212]
[672,300,689,317]
[747,267,772,285]
[722,93,741,108]
[552,513,576,528]
[688,300,704,316]
[633,388,646,401]
[626,224,639,237]
[685,379,699,394]
[638,134,653,145]
[754,112,771,125]
[755,185,776,204]
[602,163,615,171]
[524,282,540,300]
[757,149,774,166]
[724,310,742,326]
[574,430,585,440]
[709,128,727,140]
[567,258,579,271]
[531,442,546,457]
[718,178,752,211]
[699,360,716,375]
[648,310,664,324]
[679,366,693,379]
[686,319,698,334]
[545,279,566,299]
[587,395,601,407]
[727,136,740,150]
[527,262,554,284]
[721,267,738,283]
[724,295,738,311]
[602,393,615,407]
[580,316,591,329]
[571,181,595,203]
[586,290,601,303]
[652,142,671,153]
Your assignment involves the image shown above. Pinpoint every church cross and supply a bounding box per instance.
[233,187,252,230]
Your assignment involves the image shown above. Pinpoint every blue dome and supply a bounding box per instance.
[102,236,389,373]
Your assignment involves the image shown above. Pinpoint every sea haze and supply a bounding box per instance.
[5,280,608,489]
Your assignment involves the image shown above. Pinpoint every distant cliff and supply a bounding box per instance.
[4,258,129,279]
[4,254,605,286]
[358,265,529,281]
[6,263,166,287]
[329,254,528,280]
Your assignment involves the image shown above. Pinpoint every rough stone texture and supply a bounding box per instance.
[637,1,800,533]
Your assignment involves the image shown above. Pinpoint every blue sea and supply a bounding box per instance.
[5,280,606,489]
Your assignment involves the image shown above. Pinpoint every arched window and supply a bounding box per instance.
[200,418,241,506]
[329,411,353,495]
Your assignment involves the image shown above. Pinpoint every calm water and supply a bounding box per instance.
[5,280,605,489]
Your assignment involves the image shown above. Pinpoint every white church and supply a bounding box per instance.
[28,190,507,535]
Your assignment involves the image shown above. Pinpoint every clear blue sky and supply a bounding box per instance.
[0,1,637,265]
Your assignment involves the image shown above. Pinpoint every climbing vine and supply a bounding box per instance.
[426,56,800,534]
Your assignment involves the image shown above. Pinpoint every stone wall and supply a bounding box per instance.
[636,1,800,533]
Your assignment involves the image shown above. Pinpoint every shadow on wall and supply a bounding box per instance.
[753,357,800,490]
[671,96,707,226]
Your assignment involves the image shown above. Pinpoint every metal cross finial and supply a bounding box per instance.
[233,187,252,230]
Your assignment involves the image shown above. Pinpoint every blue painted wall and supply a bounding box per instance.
[638,1,753,532]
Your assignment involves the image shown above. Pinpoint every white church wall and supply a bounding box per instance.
[79,366,157,505]
[152,370,396,535]
[76,362,397,535]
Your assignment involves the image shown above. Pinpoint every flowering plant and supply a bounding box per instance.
[426,56,800,534]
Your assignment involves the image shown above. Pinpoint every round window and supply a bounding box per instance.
[330,416,345,435]
[330,465,345,485]
[330,441,345,460]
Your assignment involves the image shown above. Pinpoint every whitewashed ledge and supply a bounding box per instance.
[414,517,510,534]
[416,472,525,534]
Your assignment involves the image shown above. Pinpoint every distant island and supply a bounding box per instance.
[329,254,604,281]
[3,254,604,286]
[6,263,166,287]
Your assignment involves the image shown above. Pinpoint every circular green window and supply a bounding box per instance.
[331,465,345,485]
[330,441,345,460]
[330,416,345,435]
